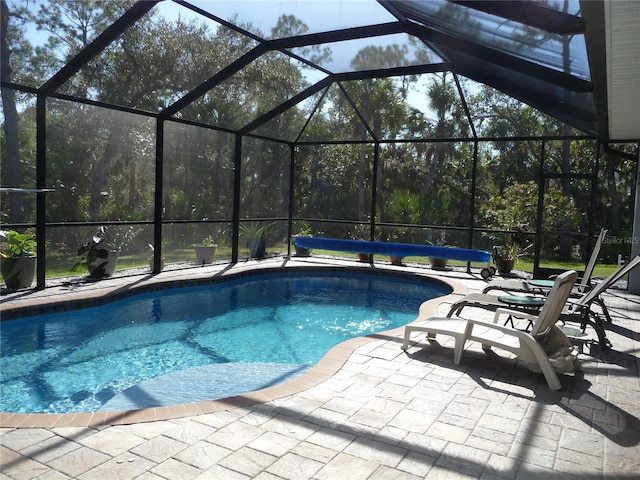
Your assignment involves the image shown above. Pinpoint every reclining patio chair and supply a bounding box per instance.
[482,228,607,296]
[446,256,640,349]
[559,255,640,347]
[402,270,579,390]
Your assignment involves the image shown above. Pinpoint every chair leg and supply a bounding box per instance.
[401,327,413,350]
[594,298,613,323]
[537,361,563,390]
[452,335,466,365]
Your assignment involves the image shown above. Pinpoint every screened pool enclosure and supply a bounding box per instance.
[1,0,639,290]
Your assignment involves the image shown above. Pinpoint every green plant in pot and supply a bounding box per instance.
[351,224,373,262]
[479,188,531,275]
[0,230,37,289]
[291,223,312,257]
[192,235,218,265]
[240,222,275,259]
[428,245,450,270]
[492,243,520,274]
[426,234,451,270]
[73,226,120,278]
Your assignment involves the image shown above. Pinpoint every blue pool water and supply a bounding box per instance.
[1,271,450,413]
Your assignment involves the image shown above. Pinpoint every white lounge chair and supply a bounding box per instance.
[447,256,640,349]
[482,228,607,296]
[402,270,579,390]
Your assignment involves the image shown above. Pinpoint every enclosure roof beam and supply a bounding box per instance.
[163,21,430,121]
[449,0,585,35]
[402,21,592,93]
[174,0,266,44]
[452,73,477,139]
[239,63,448,136]
[238,77,334,136]
[40,1,159,95]
[336,81,378,142]
[161,46,266,118]
[265,22,406,49]
[451,60,597,130]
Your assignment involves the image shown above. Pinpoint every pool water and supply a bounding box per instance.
[1,271,450,413]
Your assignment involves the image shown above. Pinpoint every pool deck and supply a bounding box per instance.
[1,256,639,479]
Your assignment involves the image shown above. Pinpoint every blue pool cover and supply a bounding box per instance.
[294,237,491,263]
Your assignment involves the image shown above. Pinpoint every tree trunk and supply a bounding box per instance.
[559,127,572,261]
[88,129,121,221]
[606,157,621,232]
[358,124,367,221]
[128,157,137,210]
[1,1,25,223]
[422,144,440,197]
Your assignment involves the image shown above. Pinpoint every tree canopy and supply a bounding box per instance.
[1,0,636,269]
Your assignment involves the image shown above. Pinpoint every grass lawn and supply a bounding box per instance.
[307,249,619,278]
[41,243,620,280]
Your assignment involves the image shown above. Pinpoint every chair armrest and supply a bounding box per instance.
[493,307,537,324]
[466,316,533,336]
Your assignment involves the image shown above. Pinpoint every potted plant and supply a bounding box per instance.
[492,243,519,274]
[0,230,37,289]
[426,236,451,270]
[479,186,533,276]
[291,223,313,257]
[491,225,529,274]
[389,255,404,266]
[352,224,372,262]
[74,226,120,277]
[240,222,276,259]
[384,231,404,265]
[192,235,217,265]
[429,255,448,270]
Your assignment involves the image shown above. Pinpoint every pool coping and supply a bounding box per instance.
[0,259,467,428]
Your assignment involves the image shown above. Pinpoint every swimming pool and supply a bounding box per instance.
[1,270,450,414]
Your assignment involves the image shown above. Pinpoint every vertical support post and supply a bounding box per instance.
[35,95,46,289]
[231,134,242,263]
[287,144,296,256]
[629,145,640,294]
[152,118,164,273]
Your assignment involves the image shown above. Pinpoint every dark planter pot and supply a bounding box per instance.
[294,245,312,257]
[248,239,267,259]
[357,253,372,263]
[194,245,217,265]
[429,257,448,270]
[495,257,515,274]
[390,256,404,265]
[1,256,36,289]
[88,248,119,277]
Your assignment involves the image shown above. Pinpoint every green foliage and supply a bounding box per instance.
[293,222,312,237]
[239,222,277,243]
[72,226,118,272]
[199,235,216,246]
[0,230,36,258]
[479,181,581,259]
[2,1,636,270]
